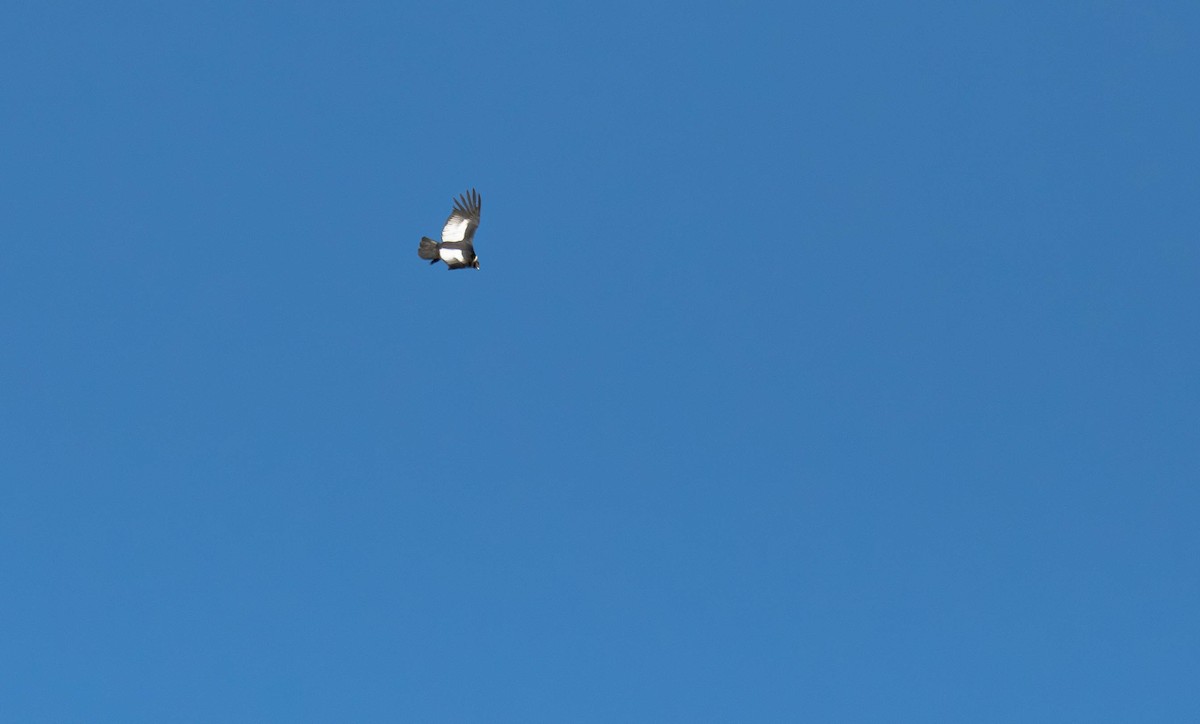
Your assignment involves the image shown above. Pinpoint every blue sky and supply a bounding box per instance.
[2,2,1197,720]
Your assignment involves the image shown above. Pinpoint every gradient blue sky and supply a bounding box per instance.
[2,2,1197,721]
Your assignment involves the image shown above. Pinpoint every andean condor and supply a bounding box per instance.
[418,188,482,270]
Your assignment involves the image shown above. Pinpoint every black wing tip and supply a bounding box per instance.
[452,187,481,215]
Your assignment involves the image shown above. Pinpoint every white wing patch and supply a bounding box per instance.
[441,215,471,242]
[440,248,465,264]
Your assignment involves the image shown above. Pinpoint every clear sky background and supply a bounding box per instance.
[2,2,1197,721]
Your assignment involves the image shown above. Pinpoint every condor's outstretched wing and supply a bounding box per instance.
[440,188,482,243]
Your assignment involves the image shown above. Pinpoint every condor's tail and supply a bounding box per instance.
[418,237,440,263]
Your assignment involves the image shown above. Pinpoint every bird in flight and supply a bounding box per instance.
[418,188,482,270]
